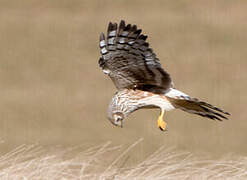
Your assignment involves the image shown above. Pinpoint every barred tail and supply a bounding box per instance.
[167,95,230,121]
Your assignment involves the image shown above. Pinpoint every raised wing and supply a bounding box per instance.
[99,20,173,94]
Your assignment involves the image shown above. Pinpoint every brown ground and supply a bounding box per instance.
[0,0,246,163]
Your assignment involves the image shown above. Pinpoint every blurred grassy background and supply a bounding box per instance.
[0,0,246,161]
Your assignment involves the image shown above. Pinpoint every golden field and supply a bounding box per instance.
[0,141,246,179]
[0,0,246,179]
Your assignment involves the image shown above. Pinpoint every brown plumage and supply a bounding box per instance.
[99,20,172,94]
[98,20,230,131]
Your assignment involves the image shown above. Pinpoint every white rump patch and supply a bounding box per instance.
[165,88,190,99]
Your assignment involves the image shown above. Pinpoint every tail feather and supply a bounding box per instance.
[197,100,230,115]
[167,96,230,121]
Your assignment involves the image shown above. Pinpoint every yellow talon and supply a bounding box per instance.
[157,109,167,131]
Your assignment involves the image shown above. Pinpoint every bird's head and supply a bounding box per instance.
[108,112,124,128]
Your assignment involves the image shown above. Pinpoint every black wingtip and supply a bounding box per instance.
[139,35,148,40]
[107,22,113,33]
[131,25,137,32]
[100,32,105,41]
[112,22,118,30]
[98,57,104,67]
[119,20,125,29]
[135,29,142,35]
[225,112,231,115]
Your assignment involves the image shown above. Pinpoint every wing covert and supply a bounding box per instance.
[99,20,173,94]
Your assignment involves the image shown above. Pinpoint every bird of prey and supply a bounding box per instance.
[98,20,230,131]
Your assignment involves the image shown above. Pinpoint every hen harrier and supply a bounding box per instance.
[98,20,230,131]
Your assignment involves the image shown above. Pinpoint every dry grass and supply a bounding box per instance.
[0,140,246,180]
[0,0,247,156]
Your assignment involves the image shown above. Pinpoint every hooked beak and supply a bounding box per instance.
[110,112,124,128]
[115,119,123,128]
[110,118,123,128]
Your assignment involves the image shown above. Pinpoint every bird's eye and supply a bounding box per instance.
[116,117,122,122]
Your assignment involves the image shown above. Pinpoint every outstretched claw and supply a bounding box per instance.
[157,109,168,131]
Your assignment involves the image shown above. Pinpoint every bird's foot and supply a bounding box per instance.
[157,109,168,131]
[158,118,168,131]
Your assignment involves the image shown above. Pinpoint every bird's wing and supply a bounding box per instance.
[99,20,172,94]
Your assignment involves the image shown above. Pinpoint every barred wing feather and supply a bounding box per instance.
[99,20,172,94]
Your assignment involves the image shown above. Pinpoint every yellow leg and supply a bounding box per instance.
[157,109,168,131]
